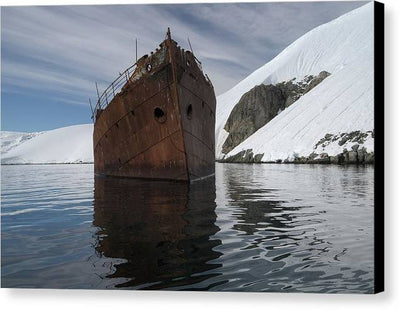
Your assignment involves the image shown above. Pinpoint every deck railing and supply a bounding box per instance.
[92,63,137,121]
[91,48,203,121]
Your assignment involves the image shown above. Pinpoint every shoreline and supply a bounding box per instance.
[218,148,374,165]
[1,162,94,166]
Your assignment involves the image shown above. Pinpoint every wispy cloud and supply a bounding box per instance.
[1,1,367,131]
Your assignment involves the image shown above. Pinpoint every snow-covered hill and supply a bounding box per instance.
[216,2,374,162]
[1,131,42,155]
[1,124,93,164]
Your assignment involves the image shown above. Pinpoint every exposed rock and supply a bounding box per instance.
[222,130,374,165]
[314,131,373,154]
[338,136,349,146]
[254,153,264,163]
[223,149,264,163]
[320,152,329,159]
[314,157,330,164]
[337,131,369,146]
[222,84,286,154]
[222,71,331,154]
[223,150,247,163]
[347,151,358,163]
[308,152,318,160]
[303,71,331,94]
[294,156,307,164]
[329,153,345,164]
[223,147,374,165]
[357,149,365,162]
[365,152,374,164]
[240,149,254,162]
[305,152,331,164]
[338,153,345,164]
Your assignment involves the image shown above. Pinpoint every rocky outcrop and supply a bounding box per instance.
[222,149,264,163]
[222,147,373,164]
[221,130,374,165]
[221,84,286,155]
[314,130,373,150]
[291,147,374,165]
[221,71,331,154]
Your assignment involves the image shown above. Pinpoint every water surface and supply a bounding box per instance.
[1,163,374,292]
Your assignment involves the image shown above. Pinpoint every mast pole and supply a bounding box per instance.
[95,82,100,102]
[167,27,171,40]
[89,98,94,121]
[88,98,93,114]
[187,37,194,54]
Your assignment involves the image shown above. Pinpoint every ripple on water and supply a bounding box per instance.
[1,163,374,293]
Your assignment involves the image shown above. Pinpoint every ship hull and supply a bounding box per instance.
[93,36,216,182]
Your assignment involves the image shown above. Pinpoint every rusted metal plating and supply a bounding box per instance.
[93,29,216,181]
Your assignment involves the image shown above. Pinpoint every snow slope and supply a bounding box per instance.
[1,124,93,164]
[1,131,42,154]
[216,2,374,161]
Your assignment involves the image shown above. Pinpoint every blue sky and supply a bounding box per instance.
[1,1,367,132]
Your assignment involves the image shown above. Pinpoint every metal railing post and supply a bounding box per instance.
[93,63,137,121]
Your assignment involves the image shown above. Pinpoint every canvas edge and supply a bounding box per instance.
[374,0,384,294]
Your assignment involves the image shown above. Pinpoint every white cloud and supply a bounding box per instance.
[1,1,367,104]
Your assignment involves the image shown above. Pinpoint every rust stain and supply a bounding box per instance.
[93,29,216,182]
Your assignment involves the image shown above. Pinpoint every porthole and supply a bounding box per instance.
[146,63,152,72]
[186,104,193,120]
[154,107,166,123]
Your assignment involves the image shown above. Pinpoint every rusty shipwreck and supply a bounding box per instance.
[92,29,216,182]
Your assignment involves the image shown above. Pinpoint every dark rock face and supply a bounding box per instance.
[222,84,286,154]
[222,71,331,154]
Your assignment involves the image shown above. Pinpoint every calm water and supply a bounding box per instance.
[1,163,374,293]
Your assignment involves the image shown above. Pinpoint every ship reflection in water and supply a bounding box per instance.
[1,164,374,292]
[93,176,223,289]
